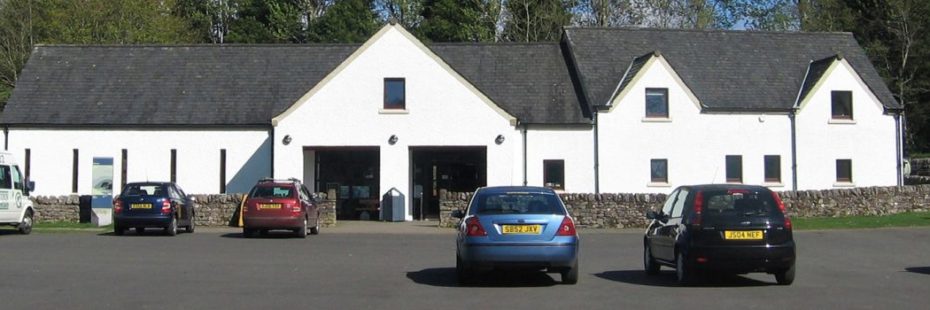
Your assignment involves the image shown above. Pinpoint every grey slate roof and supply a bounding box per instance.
[429,43,589,124]
[613,52,655,103]
[563,28,901,111]
[797,55,840,107]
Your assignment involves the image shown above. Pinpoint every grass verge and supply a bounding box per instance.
[34,221,111,232]
[793,211,930,230]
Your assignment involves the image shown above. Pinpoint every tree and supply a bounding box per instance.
[175,0,237,43]
[307,0,379,43]
[418,0,502,42]
[503,0,577,42]
[377,0,424,30]
[575,0,641,27]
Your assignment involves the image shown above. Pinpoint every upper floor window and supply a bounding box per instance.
[645,88,668,118]
[831,91,853,119]
[836,159,852,183]
[543,160,565,190]
[726,155,742,183]
[384,78,406,110]
[764,155,781,183]
[650,159,668,183]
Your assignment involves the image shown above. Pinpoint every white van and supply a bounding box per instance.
[0,151,35,234]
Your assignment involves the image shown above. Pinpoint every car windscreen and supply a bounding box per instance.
[699,189,782,220]
[470,192,565,215]
[250,186,295,199]
[121,184,167,197]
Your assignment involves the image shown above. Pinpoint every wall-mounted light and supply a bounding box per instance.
[282,135,292,145]
[388,134,398,145]
[495,134,505,145]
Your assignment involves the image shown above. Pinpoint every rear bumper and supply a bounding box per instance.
[114,215,171,228]
[686,241,796,272]
[243,216,303,230]
[459,239,579,269]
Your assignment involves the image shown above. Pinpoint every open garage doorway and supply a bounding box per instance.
[307,147,380,220]
[410,147,486,220]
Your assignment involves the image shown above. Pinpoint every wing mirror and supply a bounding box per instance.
[451,209,465,219]
[646,210,667,223]
[24,177,35,196]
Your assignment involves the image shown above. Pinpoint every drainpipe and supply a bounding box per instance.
[895,112,903,187]
[593,110,600,194]
[3,126,7,151]
[789,110,798,192]
[269,127,275,178]
[522,123,528,186]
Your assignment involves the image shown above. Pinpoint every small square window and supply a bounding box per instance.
[650,159,668,183]
[831,91,853,119]
[726,155,742,183]
[543,160,565,190]
[764,155,781,183]
[836,159,852,183]
[645,88,668,118]
[384,78,405,110]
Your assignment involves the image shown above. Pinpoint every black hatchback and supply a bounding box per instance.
[643,184,795,285]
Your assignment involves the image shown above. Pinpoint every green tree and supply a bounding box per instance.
[377,0,424,30]
[307,0,379,43]
[418,0,502,42]
[224,0,307,43]
[503,0,576,42]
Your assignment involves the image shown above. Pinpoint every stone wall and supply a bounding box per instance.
[30,193,338,227]
[911,158,930,176]
[439,185,930,228]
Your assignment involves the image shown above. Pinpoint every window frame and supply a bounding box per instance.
[725,155,743,184]
[645,88,669,119]
[383,78,406,110]
[836,159,853,183]
[831,90,853,120]
[543,159,565,190]
[764,155,781,183]
[650,158,668,184]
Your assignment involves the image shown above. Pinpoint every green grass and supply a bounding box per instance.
[793,211,930,230]
[34,221,112,231]
[910,152,930,159]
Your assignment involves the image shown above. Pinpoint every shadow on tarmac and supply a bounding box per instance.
[905,267,930,275]
[595,270,774,287]
[407,268,558,288]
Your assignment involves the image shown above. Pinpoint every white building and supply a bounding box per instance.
[0,24,903,220]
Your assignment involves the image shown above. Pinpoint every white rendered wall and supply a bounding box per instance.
[795,60,897,190]
[6,128,271,196]
[598,58,793,193]
[274,26,521,220]
[525,125,595,192]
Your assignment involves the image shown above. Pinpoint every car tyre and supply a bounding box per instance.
[17,210,33,235]
[166,217,178,236]
[309,225,320,235]
[676,252,696,286]
[297,217,308,238]
[456,255,473,286]
[185,215,195,233]
[644,242,660,275]
[775,264,795,285]
[114,224,124,236]
[561,259,579,285]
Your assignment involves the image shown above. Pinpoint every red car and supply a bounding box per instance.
[242,178,321,238]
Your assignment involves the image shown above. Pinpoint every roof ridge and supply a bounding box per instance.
[563,26,854,37]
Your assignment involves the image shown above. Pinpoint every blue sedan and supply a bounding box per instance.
[453,186,580,284]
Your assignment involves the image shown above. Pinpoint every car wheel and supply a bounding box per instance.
[135,227,145,235]
[242,228,253,238]
[676,252,696,286]
[18,210,33,235]
[114,224,124,236]
[165,217,178,236]
[561,259,579,285]
[297,217,308,238]
[456,254,473,286]
[775,264,796,285]
[644,243,660,275]
[186,216,195,233]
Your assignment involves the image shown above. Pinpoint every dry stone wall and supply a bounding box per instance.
[439,185,930,228]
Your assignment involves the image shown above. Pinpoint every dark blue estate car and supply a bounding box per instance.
[113,182,196,236]
[453,186,580,285]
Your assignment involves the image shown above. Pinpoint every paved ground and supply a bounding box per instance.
[1,224,928,309]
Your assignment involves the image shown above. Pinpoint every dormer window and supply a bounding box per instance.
[645,88,668,118]
[384,78,405,110]
[831,91,853,119]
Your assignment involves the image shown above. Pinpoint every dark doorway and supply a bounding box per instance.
[312,147,380,220]
[410,147,487,220]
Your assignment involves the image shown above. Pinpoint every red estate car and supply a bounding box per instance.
[242,178,321,238]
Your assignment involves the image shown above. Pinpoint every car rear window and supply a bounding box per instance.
[122,184,167,197]
[470,192,565,215]
[698,188,781,220]
[250,186,295,199]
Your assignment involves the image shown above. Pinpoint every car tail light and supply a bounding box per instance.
[556,216,577,236]
[161,199,171,215]
[113,199,123,214]
[771,191,792,230]
[691,191,704,227]
[465,217,487,237]
[289,201,302,213]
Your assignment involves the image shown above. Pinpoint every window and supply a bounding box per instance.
[726,155,742,183]
[650,159,668,183]
[670,188,688,218]
[645,88,669,118]
[764,155,781,183]
[0,166,11,189]
[384,78,405,110]
[72,149,79,193]
[220,149,227,194]
[831,91,853,119]
[836,159,852,183]
[120,149,127,188]
[170,149,177,183]
[12,166,22,190]
[543,160,565,190]
[660,189,679,215]
[24,149,30,180]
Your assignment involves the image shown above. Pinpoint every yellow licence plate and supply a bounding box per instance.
[501,225,542,234]
[725,230,763,240]
[258,203,281,209]
[130,203,152,209]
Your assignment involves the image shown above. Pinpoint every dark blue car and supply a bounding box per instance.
[453,186,580,284]
[113,182,196,236]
